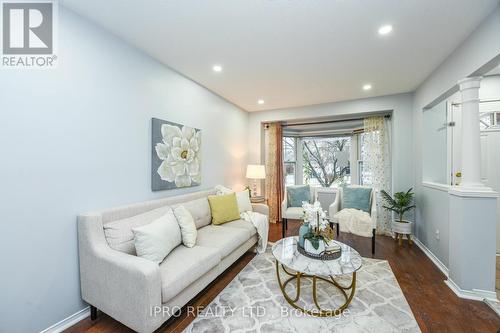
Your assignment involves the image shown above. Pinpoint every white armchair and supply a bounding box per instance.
[329,185,377,254]
[281,186,317,237]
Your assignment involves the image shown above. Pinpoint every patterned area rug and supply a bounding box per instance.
[183,249,421,333]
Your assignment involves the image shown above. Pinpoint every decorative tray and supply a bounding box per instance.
[297,244,342,260]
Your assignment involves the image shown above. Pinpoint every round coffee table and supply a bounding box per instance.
[272,236,362,317]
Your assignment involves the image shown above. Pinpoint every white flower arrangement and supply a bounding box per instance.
[302,201,329,231]
[155,124,201,188]
[300,200,334,252]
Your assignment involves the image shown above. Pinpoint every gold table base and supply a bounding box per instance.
[275,260,356,317]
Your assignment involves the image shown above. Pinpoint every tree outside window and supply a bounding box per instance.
[302,137,350,187]
[283,136,351,188]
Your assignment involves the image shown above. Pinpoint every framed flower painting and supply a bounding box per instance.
[151,118,201,191]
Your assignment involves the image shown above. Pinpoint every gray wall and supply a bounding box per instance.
[0,7,248,333]
[247,93,415,196]
[413,6,500,266]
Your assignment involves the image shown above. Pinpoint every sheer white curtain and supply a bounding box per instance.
[362,116,392,235]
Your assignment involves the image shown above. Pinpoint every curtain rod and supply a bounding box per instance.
[281,114,391,127]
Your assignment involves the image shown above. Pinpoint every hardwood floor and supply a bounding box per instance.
[66,220,500,333]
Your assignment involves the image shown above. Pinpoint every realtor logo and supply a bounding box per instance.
[1,1,57,68]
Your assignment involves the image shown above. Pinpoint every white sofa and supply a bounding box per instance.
[78,189,269,333]
[329,185,377,254]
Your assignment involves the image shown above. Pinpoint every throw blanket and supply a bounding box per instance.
[240,211,269,254]
[215,185,269,253]
[334,208,373,238]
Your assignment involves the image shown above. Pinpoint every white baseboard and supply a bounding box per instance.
[413,238,498,302]
[444,278,498,302]
[40,307,89,333]
[413,237,449,277]
[485,298,500,316]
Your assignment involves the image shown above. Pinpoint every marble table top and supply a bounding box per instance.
[272,236,362,277]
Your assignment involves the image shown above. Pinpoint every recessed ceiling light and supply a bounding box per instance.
[257,99,265,105]
[363,84,372,91]
[212,65,222,72]
[378,24,393,35]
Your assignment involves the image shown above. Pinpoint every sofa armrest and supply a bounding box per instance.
[281,198,288,218]
[252,203,269,216]
[78,214,163,332]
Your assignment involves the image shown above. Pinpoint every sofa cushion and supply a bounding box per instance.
[342,186,372,213]
[215,185,253,213]
[173,197,212,229]
[235,189,253,213]
[173,205,197,247]
[219,219,257,238]
[159,245,220,303]
[287,185,311,207]
[283,207,304,220]
[207,193,241,225]
[132,209,182,263]
[196,225,250,257]
[103,205,171,254]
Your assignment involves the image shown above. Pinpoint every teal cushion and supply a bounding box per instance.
[342,186,372,213]
[287,185,311,207]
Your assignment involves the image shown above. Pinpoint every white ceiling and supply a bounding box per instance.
[61,0,499,111]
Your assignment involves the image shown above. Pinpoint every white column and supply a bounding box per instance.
[457,77,484,189]
[447,77,498,300]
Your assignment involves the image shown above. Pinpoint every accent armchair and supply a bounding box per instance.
[329,185,377,254]
[281,186,338,238]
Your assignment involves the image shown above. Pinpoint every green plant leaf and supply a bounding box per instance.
[381,188,415,220]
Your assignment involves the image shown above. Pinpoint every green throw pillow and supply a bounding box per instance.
[342,186,372,213]
[287,185,311,207]
[208,193,241,225]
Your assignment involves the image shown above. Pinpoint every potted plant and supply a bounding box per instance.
[300,202,334,255]
[381,188,415,235]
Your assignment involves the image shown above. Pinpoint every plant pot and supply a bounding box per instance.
[304,238,325,255]
[392,220,413,235]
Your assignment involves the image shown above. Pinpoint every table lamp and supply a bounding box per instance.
[246,164,266,198]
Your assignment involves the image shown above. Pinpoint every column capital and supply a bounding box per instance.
[457,76,482,91]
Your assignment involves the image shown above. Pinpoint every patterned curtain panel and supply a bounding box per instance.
[362,116,392,235]
[265,123,284,223]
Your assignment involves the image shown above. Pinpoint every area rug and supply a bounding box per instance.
[183,248,421,333]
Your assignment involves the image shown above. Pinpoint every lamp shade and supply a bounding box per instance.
[246,164,266,179]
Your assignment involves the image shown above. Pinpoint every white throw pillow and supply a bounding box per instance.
[132,209,181,263]
[235,189,252,213]
[173,205,197,247]
[214,185,253,213]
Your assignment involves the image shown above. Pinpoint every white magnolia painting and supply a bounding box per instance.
[151,118,201,191]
